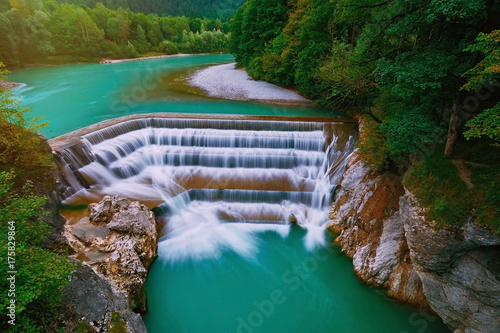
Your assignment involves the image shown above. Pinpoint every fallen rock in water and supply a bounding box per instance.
[63,195,158,332]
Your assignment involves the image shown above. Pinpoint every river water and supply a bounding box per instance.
[10,54,449,333]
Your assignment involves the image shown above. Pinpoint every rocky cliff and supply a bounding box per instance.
[62,195,158,332]
[330,151,500,333]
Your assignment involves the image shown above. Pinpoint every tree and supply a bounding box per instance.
[133,24,150,53]
[70,7,104,55]
[0,171,75,332]
[48,4,85,55]
[147,20,163,47]
[462,30,500,142]
[0,67,75,331]
[159,40,178,54]
[0,64,51,177]
[0,13,17,67]
[92,2,111,33]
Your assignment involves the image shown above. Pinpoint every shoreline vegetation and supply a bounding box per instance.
[0,1,231,70]
[229,0,500,231]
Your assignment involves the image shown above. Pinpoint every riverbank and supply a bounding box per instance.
[5,52,226,69]
[101,53,207,64]
[189,63,312,105]
[0,80,20,89]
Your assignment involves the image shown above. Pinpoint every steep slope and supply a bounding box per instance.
[330,151,500,332]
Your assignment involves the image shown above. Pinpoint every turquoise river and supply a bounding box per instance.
[10,54,449,333]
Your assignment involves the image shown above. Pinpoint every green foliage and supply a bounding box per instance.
[0,171,76,332]
[464,105,500,141]
[159,40,179,55]
[55,0,245,21]
[469,163,500,230]
[317,40,377,115]
[0,64,52,181]
[381,108,444,157]
[404,152,470,226]
[230,0,290,69]
[230,0,499,163]
[108,312,127,333]
[404,150,500,231]
[1,1,231,67]
[357,116,390,171]
[462,30,500,142]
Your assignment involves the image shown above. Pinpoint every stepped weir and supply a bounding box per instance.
[51,114,356,238]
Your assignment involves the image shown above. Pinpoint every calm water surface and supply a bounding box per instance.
[10,54,338,138]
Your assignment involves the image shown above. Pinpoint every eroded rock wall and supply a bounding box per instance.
[330,151,500,332]
[62,195,158,332]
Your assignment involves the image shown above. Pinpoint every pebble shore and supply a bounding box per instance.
[189,63,311,103]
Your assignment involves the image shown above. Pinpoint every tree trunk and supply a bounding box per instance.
[444,105,459,156]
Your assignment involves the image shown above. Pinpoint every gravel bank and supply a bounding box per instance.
[189,63,311,104]
[101,53,193,64]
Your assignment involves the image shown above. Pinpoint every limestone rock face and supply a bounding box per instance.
[401,193,500,333]
[63,195,158,332]
[330,152,427,307]
[330,151,500,332]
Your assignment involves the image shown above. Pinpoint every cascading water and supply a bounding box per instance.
[55,116,447,332]
[56,117,356,261]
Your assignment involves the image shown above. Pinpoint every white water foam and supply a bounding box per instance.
[58,119,355,262]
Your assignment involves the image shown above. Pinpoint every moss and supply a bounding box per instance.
[108,312,127,333]
[59,203,89,211]
[357,117,390,171]
[404,151,500,232]
[404,152,470,227]
[74,322,96,333]
[469,164,500,231]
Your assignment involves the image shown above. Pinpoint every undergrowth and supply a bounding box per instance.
[403,146,500,232]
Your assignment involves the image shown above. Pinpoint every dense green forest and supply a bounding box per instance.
[230,0,500,229]
[0,0,231,68]
[53,0,245,21]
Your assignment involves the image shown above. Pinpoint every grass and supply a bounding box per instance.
[404,151,470,227]
[469,163,500,230]
[108,312,127,333]
[403,144,499,232]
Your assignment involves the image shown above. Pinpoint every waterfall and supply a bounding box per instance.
[55,117,356,260]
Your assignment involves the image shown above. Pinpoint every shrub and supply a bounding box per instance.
[0,171,75,332]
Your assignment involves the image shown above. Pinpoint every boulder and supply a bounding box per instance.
[63,195,158,332]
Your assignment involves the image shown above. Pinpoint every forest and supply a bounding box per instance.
[54,0,245,21]
[0,0,499,331]
[230,0,500,230]
[0,0,231,68]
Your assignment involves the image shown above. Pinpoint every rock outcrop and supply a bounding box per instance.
[63,195,158,332]
[0,80,20,89]
[330,151,500,333]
